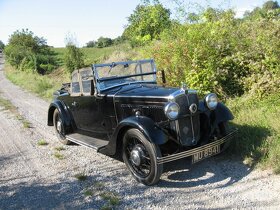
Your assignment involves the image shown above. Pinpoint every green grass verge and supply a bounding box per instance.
[5,64,69,101]
[227,93,280,173]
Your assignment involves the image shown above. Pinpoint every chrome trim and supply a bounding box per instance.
[189,103,197,114]
[186,94,196,145]
[164,102,180,120]
[205,93,218,110]
[157,129,237,164]
[187,89,197,94]
[175,120,180,139]
[167,89,185,102]
[114,95,170,99]
[181,82,187,90]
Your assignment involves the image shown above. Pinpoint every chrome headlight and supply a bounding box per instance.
[205,93,218,110]
[164,102,180,120]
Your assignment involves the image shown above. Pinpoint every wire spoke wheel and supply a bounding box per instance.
[122,128,163,185]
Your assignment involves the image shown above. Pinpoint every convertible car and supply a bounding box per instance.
[48,59,236,185]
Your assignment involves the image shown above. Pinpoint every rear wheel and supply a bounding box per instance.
[53,109,71,145]
[122,129,163,185]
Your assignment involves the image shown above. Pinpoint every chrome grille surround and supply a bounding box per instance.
[168,89,200,146]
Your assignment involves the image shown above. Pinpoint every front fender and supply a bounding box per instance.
[214,103,234,124]
[199,101,234,136]
[199,101,233,123]
[103,116,168,156]
[47,100,72,129]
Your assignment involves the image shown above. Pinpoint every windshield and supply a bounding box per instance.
[93,59,157,91]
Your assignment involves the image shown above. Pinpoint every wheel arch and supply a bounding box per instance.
[105,116,168,156]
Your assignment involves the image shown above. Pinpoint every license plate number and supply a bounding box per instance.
[192,145,220,163]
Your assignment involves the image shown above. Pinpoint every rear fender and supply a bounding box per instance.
[47,100,72,131]
[104,116,168,156]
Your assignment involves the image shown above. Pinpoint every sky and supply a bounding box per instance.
[0,0,277,47]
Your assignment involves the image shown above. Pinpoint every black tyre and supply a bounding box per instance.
[53,109,71,145]
[122,129,163,185]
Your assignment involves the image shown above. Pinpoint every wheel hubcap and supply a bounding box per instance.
[130,145,144,166]
[57,120,62,133]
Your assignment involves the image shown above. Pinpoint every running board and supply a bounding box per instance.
[66,133,108,151]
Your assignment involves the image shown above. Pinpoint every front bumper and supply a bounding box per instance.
[157,129,237,164]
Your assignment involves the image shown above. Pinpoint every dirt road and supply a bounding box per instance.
[0,55,280,209]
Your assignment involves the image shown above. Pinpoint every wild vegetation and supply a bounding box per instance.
[3,1,280,172]
[4,29,58,74]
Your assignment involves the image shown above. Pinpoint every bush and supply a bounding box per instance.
[144,9,280,98]
[4,29,57,74]
[64,44,84,73]
[123,2,171,46]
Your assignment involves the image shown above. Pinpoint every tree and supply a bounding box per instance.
[64,44,84,73]
[4,29,57,73]
[123,2,171,46]
[85,40,96,48]
[0,40,5,49]
[96,37,113,48]
[263,1,279,10]
[243,1,280,20]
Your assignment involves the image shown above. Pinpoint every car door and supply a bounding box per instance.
[69,68,107,139]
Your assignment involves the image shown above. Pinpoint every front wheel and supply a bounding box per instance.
[53,109,71,145]
[122,129,163,185]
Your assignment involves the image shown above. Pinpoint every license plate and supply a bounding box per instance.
[192,144,221,163]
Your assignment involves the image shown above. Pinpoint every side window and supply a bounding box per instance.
[80,69,94,95]
[71,72,81,95]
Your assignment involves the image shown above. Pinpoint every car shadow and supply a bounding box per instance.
[158,123,271,188]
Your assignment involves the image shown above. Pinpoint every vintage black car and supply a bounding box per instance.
[48,59,236,185]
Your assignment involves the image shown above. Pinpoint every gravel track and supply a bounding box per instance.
[0,55,280,209]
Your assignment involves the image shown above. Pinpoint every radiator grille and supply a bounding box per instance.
[175,93,200,146]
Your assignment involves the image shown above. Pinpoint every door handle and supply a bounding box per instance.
[72,101,78,107]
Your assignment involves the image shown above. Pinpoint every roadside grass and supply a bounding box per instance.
[74,173,87,181]
[0,95,17,112]
[53,151,64,160]
[227,93,280,173]
[5,64,68,101]
[0,95,32,129]
[83,189,94,197]
[54,146,65,151]
[37,139,48,146]
[22,119,32,128]
[79,179,121,209]
[100,191,121,206]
